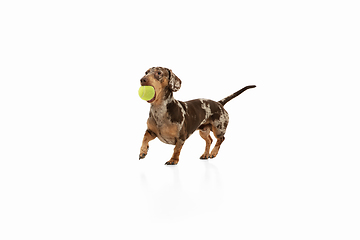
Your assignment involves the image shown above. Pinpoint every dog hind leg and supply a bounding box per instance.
[210,124,226,158]
[199,126,213,159]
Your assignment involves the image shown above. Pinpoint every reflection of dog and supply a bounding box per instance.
[139,67,256,165]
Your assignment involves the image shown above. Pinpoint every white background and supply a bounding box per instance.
[1,0,359,239]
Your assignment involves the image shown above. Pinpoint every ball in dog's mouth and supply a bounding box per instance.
[147,90,156,103]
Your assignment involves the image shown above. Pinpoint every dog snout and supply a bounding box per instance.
[140,77,148,85]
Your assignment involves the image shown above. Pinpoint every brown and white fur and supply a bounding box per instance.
[139,67,256,165]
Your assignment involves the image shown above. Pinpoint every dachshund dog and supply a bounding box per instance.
[139,67,256,165]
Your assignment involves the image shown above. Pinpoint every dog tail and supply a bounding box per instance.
[218,85,256,106]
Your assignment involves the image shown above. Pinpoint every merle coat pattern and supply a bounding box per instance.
[139,67,256,165]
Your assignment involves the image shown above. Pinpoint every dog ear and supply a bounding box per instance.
[167,69,182,92]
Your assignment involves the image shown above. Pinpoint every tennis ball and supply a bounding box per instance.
[138,86,155,101]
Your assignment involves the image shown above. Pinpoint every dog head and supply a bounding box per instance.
[140,67,182,104]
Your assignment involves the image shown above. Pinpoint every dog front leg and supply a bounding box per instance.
[139,129,156,160]
[165,140,184,165]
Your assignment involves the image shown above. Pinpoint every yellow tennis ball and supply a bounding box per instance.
[138,86,155,101]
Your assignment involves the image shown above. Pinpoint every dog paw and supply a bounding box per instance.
[165,158,179,165]
[210,149,219,159]
[139,146,149,160]
[200,153,210,159]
